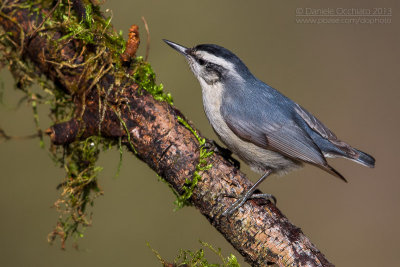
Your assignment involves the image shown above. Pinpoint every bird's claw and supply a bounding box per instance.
[221,192,276,217]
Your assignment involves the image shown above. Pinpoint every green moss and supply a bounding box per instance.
[48,136,105,247]
[0,0,175,248]
[50,0,126,68]
[29,92,44,148]
[149,240,240,267]
[174,117,213,210]
[0,0,126,247]
[132,57,173,105]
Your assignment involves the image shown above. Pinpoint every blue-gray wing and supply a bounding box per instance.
[293,103,356,157]
[220,99,327,166]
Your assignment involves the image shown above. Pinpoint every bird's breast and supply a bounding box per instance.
[199,82,301,174]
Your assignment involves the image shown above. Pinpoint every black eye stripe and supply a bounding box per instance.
[193,55,222,72]
[198,58,206,65]
[191,52,207,66]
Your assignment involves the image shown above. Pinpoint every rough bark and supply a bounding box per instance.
[0,1,334,266]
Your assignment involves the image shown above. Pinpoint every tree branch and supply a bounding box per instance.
[0,1,333,266]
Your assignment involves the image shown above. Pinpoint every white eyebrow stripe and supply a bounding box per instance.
[195,51,235,70]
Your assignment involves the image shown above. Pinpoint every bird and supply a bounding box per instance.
[163,39,375,216]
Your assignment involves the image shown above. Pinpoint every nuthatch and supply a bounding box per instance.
[163,40,375,216]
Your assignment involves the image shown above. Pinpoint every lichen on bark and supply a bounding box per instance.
[0,0,172,247]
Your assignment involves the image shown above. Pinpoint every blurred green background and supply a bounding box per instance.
[0,0,399,266]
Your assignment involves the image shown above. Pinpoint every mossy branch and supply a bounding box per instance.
[175,116,213,210]
[149,240,240,267]
[0,1,334,266]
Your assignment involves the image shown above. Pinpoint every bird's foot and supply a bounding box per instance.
[221,169,274,216]
[204,140,240,169]
[221,192,276,217]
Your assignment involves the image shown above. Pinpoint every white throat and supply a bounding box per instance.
[198,78,225,134]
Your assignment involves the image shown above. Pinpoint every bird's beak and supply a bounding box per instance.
[163,39,189,56]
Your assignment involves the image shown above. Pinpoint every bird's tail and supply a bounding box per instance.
[350,148,375,168]
[320,147,374,183]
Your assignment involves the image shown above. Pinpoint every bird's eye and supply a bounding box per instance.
[198,58,206,65]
